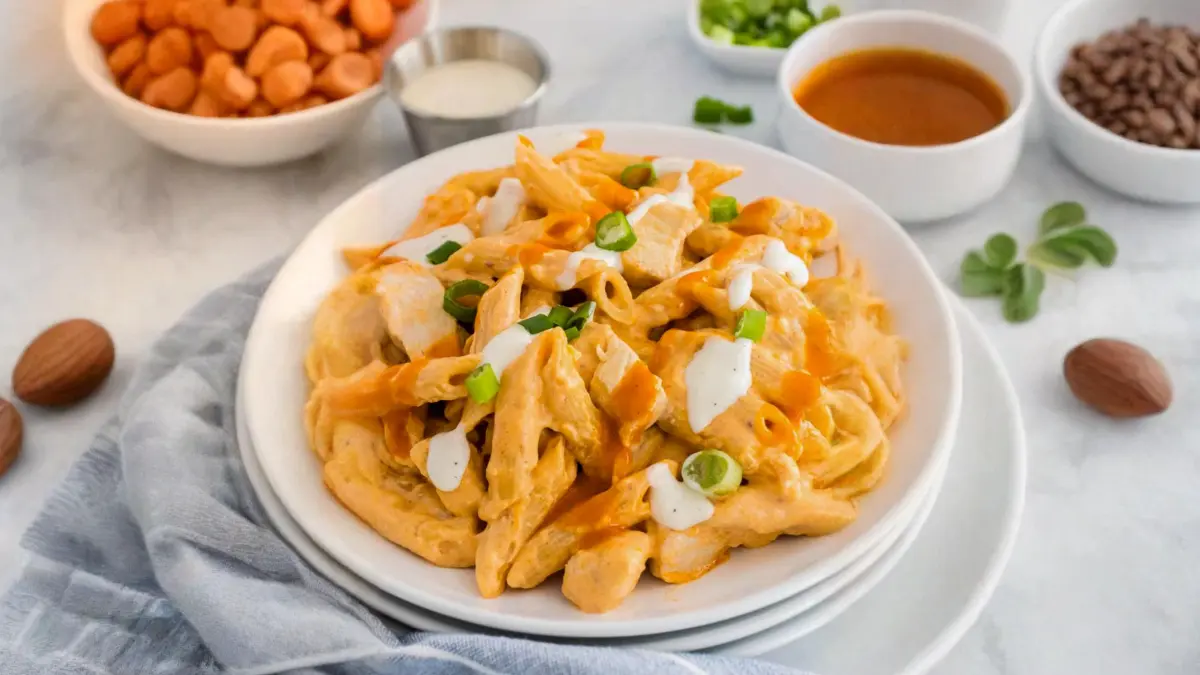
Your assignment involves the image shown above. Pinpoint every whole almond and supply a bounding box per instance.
[1063,338,1172,417]
[0,398,22,477]
[12,319,116,407]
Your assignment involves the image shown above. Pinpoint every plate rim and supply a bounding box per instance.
[242,121,963,637]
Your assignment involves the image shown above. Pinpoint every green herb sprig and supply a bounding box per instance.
[959,202,1117,323]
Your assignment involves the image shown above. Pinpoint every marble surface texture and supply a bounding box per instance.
[2,0,1199,673]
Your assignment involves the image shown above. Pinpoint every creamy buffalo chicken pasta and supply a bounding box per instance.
[304,131,906,613]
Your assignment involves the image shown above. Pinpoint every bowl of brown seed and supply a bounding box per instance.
[1036,0,1200,203]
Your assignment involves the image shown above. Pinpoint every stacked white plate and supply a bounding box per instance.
[236,124,1026,672]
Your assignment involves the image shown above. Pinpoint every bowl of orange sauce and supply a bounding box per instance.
[775,10,1031,223]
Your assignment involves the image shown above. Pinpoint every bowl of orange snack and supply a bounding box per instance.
[64,0,437,166]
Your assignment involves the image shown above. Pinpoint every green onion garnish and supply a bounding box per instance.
[786,8,813,34]
[443,279,489,323]
[518,313,555,335]
[681,449,743,497]
[619,162,657,189]
[819,5,841,22]
[594,212,638,252]
[734,309,767,342]
[566,301,596,334]
[548,305,574,327]
[564,326,581,341]
[709,196,739,223]
[694,96,726,125]
[426,240,462,265]
[465,363,500,403]
[726,105,754,125]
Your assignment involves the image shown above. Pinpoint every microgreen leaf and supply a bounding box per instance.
[961,250,996,275]
[1039,201,1086,235]
[960,268,1006,297]
[1028,240,1087,269]
[984,233,1018,269]
[1001,263,1045,323]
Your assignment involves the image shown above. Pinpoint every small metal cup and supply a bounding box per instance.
[384,27,551,156]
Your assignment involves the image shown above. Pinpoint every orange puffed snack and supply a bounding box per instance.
[89,0,413,118]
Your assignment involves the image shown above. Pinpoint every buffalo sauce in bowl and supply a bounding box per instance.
[793,48,1009,146]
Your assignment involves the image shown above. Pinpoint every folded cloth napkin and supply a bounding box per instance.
[0,262,809,675]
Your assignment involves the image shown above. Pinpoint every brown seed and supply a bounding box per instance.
[1148,61,1165,89]
[1064,339,1172,418]
[1148,107,1177,135]
[1102,56,1130,84]
[1065,91,1084,107]
[1182,79,1200,112]
[1124,108,1148,128]
[0,398,22,477]
[1107,119,1128,135]
[1100,91,1129,112]
[1172,101,1196,137]
[1130,57,1149,81]
[1168,41,1199,74]
[1168,134,1189,148]
[12,319,116,407]
[1083,83,1112,101]
[1137,127,1159,144]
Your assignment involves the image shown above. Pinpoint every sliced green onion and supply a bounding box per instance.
[785,8,813,35]
[518,313,555,334]
[734,309,767,342]
[819,4,841,22]
[682,449,743,497]
[726,105,754,125]
[425,240,462,265]
[694,96,726,124]
[619,162,657,189]
[709,196,739,223]
[566,301,596,334]
[465,363,500,403]
[707,24,735,45]
[548,305,574,327]
[564,326,581,341]
[594,212,638,252]
[443,279,489,323]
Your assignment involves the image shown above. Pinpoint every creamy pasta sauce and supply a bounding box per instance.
[479,178,525,236]
[555,244,624,290]
[647,463,714,530]
[400,60,537,119]
[684,335,754,433]
[427,426,470,491]
[382,224,474,266]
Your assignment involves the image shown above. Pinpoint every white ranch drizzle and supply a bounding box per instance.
[761,238,810,287]
[647,463,714,530]
[381,224,474,267]
[726,264,758,311]
[480,323,536,379]
[684,335,754,433]
[427,426,470,491]
[626,158,697,226]
[554,243,624,290]
[481,178,525,236]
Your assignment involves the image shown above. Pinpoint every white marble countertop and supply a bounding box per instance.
[2,0,1199,673]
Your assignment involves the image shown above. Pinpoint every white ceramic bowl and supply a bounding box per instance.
[1036,0,1200,203]
[775,10,1031,223]
[63,0,437,167]
[241,122,962,638]
[686,0,786,77]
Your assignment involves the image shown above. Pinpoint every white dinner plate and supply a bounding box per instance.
[733,297,1026,671]
[235,377,943,650]
[241,122,962,637]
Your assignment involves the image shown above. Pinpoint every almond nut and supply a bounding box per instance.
[0,398,22,477]
[1063,338,1172,417]
[12,319,116,407]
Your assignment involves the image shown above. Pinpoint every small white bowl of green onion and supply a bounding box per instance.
[689,0,842,77]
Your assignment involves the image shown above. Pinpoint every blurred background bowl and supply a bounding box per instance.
[384,26,550,156]
[63,0,437,167]
[775,10,1030,223]
[1036,0,1200,203]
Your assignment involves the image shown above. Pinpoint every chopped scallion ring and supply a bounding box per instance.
[709,196,739,223]
[594,212,638,252]
[518,313,555,335]
[443,279,489,323]
[734,309,767,342]
[548,305,574,327]
[694,96,726,124]
[564,326,581,341]
[425,240,462,265]
[682,449,743,497]
[619,162,657,189]
[726,105,754,125]
[565,301,596,335]
[465,363,500,403]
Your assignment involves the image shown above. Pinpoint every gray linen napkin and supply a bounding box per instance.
[0,262,808,675]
